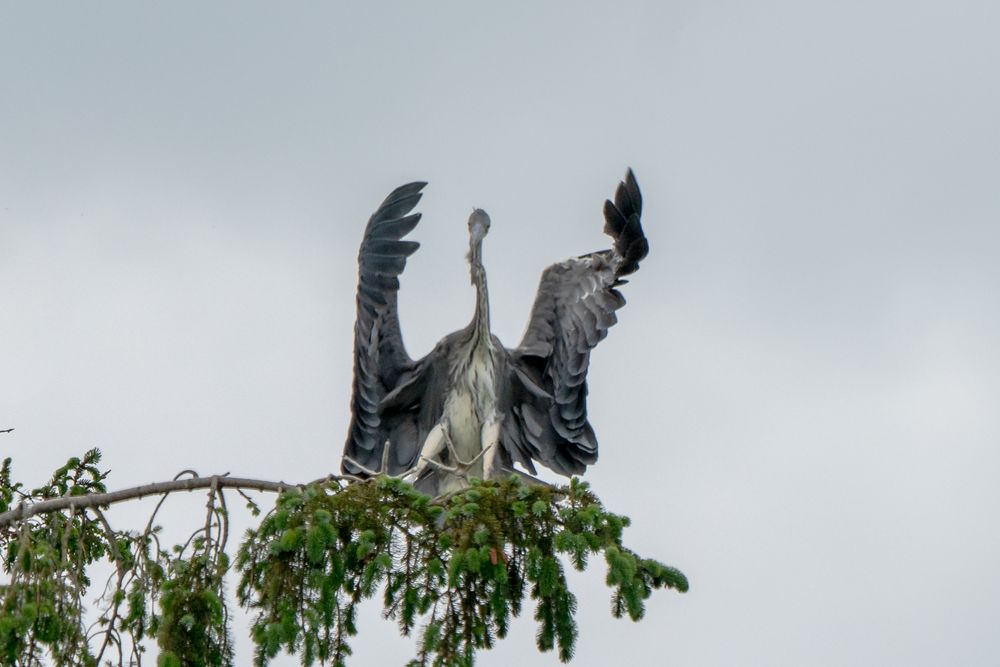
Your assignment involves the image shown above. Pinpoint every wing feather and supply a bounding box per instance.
[507,169,648,476]
[342,182,428,476]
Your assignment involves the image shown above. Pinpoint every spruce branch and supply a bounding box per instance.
[1,450,687,666]
[0,473,348,529]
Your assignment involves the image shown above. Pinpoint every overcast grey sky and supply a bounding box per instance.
[2,1,999,665]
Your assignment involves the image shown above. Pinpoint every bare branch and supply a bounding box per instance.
[0,474,350,529]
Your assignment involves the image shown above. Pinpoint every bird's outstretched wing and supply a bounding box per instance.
[342,182,426,477]
[505,169,648,476]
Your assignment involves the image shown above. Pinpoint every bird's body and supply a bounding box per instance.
[435,338,498,491]
[342,172,648,495]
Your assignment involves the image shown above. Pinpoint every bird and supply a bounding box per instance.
[341,170,649,495]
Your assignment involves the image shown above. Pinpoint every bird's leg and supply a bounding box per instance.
[415,420,497,484]
[413,423,449,476]
[480,418,501,481]
[440,423,461,464]
[432,424,494,482]
[432,423,473,479]
[380,438,392,474]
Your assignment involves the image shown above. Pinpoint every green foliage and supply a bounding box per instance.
[237,475,687,666]
[0,450,108,666]
[156,548,232,665]
[0,451,234,666]
[1,451,687,666]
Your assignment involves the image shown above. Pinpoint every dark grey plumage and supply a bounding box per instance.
[343,181,428,476]
[341,170,649,491]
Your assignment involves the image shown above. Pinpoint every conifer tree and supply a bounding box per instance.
[0,445,686,666]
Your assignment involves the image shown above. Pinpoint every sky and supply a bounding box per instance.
[2,1,999,665]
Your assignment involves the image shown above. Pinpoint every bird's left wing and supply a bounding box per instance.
[505,170,648,476]
[342,182,426,477]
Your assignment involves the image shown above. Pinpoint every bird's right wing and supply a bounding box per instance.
[342,182,426,477]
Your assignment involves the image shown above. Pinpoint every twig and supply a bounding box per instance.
[142,469,200,540]
[91,507,125,577]
[342,455,410,481]
[91,506,128,666]
[203,478,217,550]
[216,487,230,555]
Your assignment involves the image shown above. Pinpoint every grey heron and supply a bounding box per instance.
[341,170,649,495]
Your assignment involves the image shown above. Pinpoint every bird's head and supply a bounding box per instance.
[468,208,491,246]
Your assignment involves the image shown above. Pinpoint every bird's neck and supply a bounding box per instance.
[468,242,491,354]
